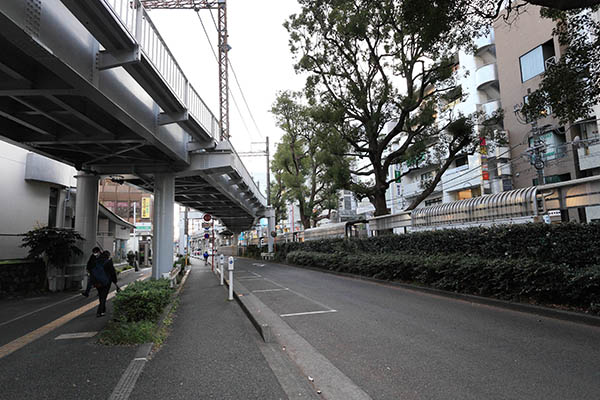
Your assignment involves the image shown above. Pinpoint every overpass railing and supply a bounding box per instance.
[105,0,219,140]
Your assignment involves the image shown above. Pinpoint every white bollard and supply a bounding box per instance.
[219,254,225,285]
[228,256,234,301]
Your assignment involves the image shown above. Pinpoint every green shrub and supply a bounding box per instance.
[285,250,600,315]
[113,279,174,322]
[98,319,157,345]
[277,223,600,269]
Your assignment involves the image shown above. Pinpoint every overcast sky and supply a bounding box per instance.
[149,0,305,196]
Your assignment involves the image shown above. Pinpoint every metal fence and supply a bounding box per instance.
[104,0,220,139]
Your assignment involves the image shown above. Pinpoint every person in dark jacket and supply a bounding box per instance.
[81,247,101,297]
[92,251,120,317]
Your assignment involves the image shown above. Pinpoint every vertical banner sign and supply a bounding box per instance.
[480,137,489,181]
[141,197,151,219]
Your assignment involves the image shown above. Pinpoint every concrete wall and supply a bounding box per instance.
[0,142,55,259]
[0,141,79,259]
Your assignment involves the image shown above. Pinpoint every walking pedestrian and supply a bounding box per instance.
[81,246,101,297]
[203,250,209,265]
[91,250,119,317]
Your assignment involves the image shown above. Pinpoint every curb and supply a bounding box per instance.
[244,258,600,328]
[153,267,191,339]
[222,272,273,342]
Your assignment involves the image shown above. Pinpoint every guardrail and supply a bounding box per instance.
[105,0,220,140]
[162,265,181,288]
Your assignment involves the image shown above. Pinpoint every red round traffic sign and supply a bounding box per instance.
[203,214,212,222]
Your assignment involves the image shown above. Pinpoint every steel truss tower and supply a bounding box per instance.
[141,0,230,141]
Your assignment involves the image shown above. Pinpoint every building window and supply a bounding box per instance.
[519,40,555,82]
[528,129,566,162]
[116,201,129,219]
[455,155,468,168]
[425,197,442,206]
[533,173,570,186]
[103,201,115,211]
[48,187,59,227]
[420,171,433,181]
[343,196,352,210]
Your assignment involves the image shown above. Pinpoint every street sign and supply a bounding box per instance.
[202,222,212,229]
[204,233,210,239]
[203,214,212,222]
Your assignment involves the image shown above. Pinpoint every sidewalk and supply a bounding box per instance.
[128,259,288,400]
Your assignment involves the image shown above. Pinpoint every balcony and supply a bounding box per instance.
[477,99,502,120]
[442,165,482,192]
[578,141,600,171]
[402,180,442,199]
[475,63,498,90]
[474,30,495,53]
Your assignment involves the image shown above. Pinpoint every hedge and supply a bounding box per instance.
[113,279,174,322]
[276,223,600,269]
[278,223,600,315]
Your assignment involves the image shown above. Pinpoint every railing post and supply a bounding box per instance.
[134,0,143,42]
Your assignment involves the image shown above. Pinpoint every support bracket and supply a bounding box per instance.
[158,110,189,126]
[97,46,141,70]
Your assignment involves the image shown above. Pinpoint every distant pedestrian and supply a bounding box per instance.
[81,247,101,297]
[91,251,119,317]
[203,251,209,265]
[134,250,140,271]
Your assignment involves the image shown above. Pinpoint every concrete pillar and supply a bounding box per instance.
[266,208,276,253]
[152,173,175,279]
[74,173,100,261]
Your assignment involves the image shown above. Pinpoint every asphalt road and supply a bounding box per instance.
[235,258,600,400]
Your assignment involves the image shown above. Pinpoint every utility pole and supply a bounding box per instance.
[529,121,546,185]
[141,0,230,141]
[266,136,270,205]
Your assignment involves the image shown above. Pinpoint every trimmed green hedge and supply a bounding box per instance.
[277,223,600,269]
[279,223,600,315]
[113,279,174,322]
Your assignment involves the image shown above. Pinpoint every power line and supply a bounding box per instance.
[209,10,264,140]
[195,11,252,139]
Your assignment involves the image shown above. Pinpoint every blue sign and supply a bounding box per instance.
[204,233,210,239]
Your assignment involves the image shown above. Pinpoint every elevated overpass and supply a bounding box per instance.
[0,0,273,278]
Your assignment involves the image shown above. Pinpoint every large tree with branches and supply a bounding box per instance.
[285,0,501,215]
[271,91,350,228]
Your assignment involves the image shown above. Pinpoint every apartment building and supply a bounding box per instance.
[495,6,577,188]
[388,26,507,212]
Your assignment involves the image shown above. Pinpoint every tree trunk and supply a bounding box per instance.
[372,190,390,216]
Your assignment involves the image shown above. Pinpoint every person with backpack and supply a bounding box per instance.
[81,247,101,297]
[91,251,119,317]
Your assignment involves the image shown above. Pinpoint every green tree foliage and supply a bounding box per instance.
[21,227,83,267]
[284,0,496,215]
[271,91,351,228]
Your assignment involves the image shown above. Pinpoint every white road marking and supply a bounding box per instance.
[280,310,338,318]
[0,294,82,328]
[0,274,150,359]
[262,277,336,312]
[55,331,98,340]
[252,288,289,293]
